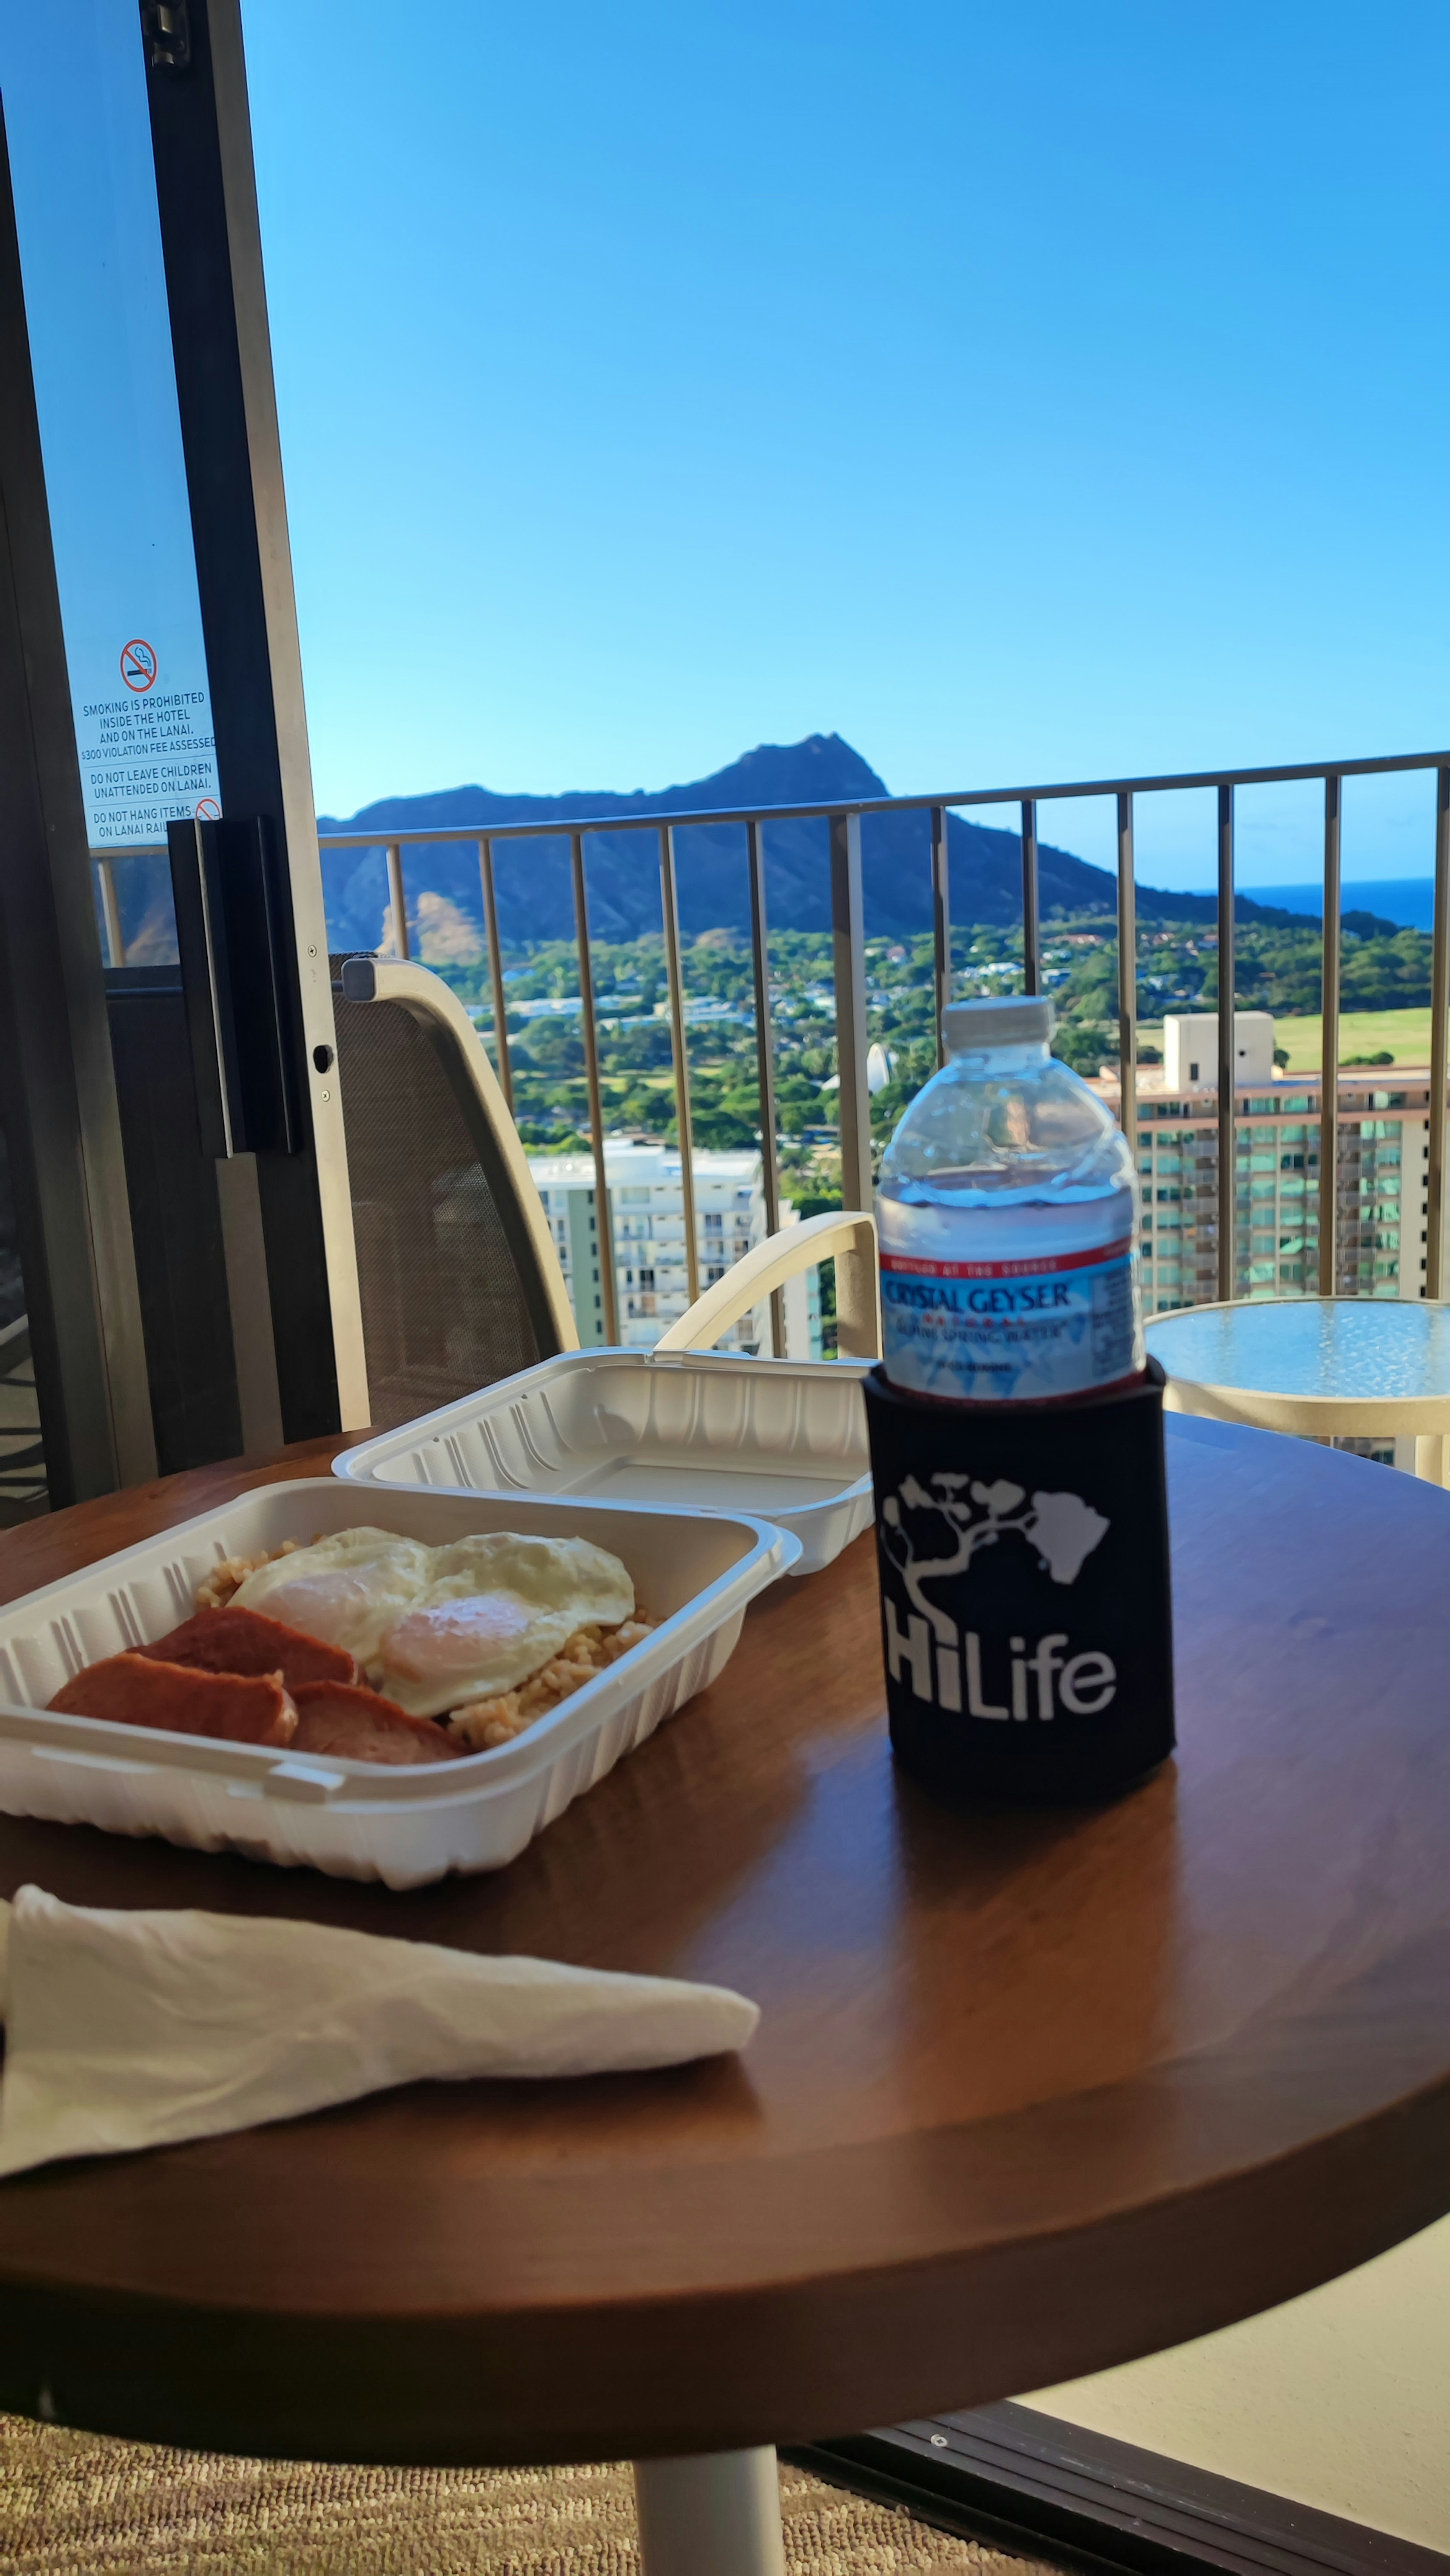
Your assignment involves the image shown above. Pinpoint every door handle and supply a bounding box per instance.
[168,815,301,1156]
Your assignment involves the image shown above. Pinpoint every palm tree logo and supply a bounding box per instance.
[881,1473,1109,1639]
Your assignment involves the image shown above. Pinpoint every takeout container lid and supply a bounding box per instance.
[0,1480,797,1888]
[334,1347,872,1577]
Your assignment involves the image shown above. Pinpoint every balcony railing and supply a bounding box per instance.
[95,745,1450,1347]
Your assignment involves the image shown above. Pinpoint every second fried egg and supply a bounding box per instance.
[376,1532,635,1718]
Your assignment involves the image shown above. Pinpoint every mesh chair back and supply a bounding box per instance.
[330,960,566,1428]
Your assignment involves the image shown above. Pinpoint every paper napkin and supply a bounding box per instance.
[0,1884,759,2178]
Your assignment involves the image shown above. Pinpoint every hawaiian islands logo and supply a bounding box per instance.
[882,1471,1109,1600]
[880,1472,1114,1721]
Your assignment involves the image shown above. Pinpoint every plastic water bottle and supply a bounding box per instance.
[876,994,1143,1404]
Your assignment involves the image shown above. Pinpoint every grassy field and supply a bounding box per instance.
[1271,1009,1433,1071]
[1137,1009,1434,1072]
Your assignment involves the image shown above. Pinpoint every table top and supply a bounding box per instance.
[1,1417,1450,2470]
[1146,1295,1450,1406]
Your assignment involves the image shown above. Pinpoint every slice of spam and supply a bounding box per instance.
[140,1604,357,1691]
[49,1653,298,1748]
[290,1681,459,1766]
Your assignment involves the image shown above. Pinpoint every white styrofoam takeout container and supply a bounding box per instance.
[0,1479,798,1888]
[334,1349,873,1577]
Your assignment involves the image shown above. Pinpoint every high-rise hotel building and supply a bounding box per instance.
[1091,1013,1436,1315]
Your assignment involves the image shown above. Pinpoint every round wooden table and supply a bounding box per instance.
[1,1414,1450,2575]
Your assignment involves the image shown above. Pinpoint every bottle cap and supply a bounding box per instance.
[941,994,1055,1051]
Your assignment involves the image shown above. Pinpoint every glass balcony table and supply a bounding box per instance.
[0,1412,1448,2573]
[1146,1295,1450,1480]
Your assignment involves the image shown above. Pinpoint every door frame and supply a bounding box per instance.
[0,104,156,1504]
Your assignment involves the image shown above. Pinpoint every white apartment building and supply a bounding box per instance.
[526,1141,823,1355]
[1092,1014,1436,1319]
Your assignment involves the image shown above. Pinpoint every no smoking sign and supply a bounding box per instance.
[120,638,158,691]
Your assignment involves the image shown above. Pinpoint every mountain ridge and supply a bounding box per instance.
[317,732,1311,949]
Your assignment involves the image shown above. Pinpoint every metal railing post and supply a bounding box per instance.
[1216,785,1236,1301]
[1318,778,1341,1297]
[478,837,512,1113]
[96,857,125,968]
[570,830,618,1343]
[1116,792,1136,1139]
[1428,768,1450,1299]
[659,824,701,1311]
[304,746,1450,1335]
[385,841,409,960]
[829,810,872,1218]
[1020,799,1040,996]
[747,816,784,1354]
[930,804,952,1063]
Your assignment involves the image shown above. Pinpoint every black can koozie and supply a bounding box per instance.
[864,1358,1175,1804]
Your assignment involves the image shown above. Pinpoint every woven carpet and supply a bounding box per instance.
[0,2417,1062,2575]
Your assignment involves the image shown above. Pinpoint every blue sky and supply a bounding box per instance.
[6,3,1445,886]
[239,5,1449,881]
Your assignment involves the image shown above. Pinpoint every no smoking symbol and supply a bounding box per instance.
[120,638,157,691]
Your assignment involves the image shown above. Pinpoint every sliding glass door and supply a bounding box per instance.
[0,0,366,1489]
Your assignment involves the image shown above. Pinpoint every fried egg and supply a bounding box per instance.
[231,1528,432,1667]
[376,1532,635,1719]
[229,1526,636,1722]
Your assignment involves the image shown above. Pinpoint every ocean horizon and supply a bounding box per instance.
[1176,877,1435,932]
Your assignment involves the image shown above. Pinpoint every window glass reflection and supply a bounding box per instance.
[1,0,216,897]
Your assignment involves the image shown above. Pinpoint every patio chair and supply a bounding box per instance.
[335,957,880,1429]
[332,957,577,1429]
[0,1314,45,1527]
[652,1208,881,1362]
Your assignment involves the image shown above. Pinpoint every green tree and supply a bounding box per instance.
[1052,1021,1113,1077]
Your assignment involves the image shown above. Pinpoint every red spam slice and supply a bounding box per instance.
[49,1653,298,1748]
[290,1681,459,1766]
[140,1604,357,1690]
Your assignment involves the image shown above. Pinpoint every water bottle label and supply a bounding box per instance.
[880,1237,1137,1402]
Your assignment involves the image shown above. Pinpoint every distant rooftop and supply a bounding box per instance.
[1091,1064,1433,1109]
[525,1142,762,1187]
